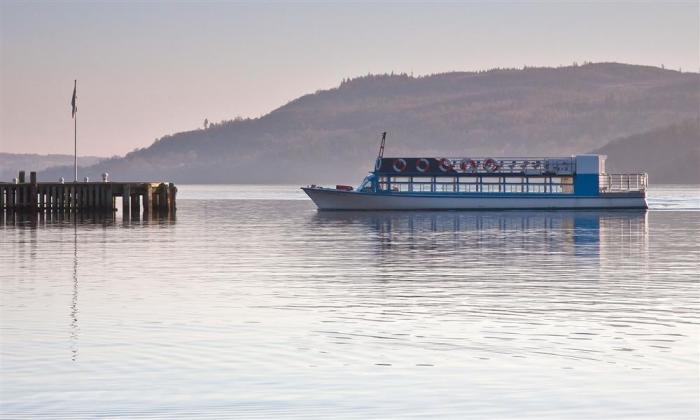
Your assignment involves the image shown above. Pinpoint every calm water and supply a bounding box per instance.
[1,185,699,419]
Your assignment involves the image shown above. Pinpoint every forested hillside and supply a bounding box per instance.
[593,119,700,184]
[1,153,104,182]
[39,63,699,184]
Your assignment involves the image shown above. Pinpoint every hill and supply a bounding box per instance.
[38,63,699,184]
[592,119,700,184]
[1,153,104,182]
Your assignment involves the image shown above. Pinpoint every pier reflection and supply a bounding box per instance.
[313,210,648,261]
[0,209,176,228]
[0,208,176,362]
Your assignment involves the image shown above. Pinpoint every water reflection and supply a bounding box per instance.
[313,210,648,261]
[2,194,697,419]
[0,209,176,227]
[70,222,79,362]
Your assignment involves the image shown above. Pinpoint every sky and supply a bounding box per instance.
[1,1,698,156]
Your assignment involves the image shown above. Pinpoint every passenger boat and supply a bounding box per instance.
[302,135,648,210]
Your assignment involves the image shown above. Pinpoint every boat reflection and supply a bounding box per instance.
[312,210,648,260]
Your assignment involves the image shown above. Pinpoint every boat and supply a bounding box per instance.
[302,134,648,210]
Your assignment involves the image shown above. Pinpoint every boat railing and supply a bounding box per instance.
[599,173,648,193]
[377,157,576,175]
[439,157,574,175]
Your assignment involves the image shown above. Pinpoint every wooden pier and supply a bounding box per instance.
[1,171,177,215]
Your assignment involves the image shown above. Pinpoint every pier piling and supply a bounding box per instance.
[1,170,177,217]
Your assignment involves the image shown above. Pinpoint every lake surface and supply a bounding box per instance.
[1,185,699,419]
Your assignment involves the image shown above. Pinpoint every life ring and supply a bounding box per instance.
[483,158,499,173]
[460,159,478,172]
[438,158,452,172]
[392,158,407,173]
[416,158,430,173]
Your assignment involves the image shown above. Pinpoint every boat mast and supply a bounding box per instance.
[377,131,387,159]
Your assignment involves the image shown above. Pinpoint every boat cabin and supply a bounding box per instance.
[360,155,647,196]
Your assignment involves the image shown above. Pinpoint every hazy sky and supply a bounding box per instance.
[1,1,698,156]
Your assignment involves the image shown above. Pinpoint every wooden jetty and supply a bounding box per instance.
[1,170,177,215]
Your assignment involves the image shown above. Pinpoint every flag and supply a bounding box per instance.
[71,80,77,118]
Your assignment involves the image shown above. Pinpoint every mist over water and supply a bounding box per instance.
[1,186,698,418]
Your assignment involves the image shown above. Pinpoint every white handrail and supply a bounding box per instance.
[600,173,647,192]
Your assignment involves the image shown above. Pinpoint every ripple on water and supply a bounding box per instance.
[1,185,698,419]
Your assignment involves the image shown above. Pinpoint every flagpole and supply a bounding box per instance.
[74,104,77,182]
[74,80,77,182]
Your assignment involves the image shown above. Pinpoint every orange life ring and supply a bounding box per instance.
[392,158,407,172]
[416,158,430,173]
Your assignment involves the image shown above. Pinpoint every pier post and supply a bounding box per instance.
[143,184,152,215]
[11,185,17,209]
[108,184,115,211]
[95,184,102,209]
[93,184,99,209]
[16,181,23,209]
[29,172,38,211]
[130,192,140,215]
[38,185,46,210]
[158,183,167,211]
[77,185,83,209]
[122,185,131,216]
[69,184,75,210]
[100,185,107,211]
[19,184,26,209]
[168,183,177,212]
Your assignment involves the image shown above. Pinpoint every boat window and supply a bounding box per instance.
[550,176,573,184]
[414,182,432,192]
[371,173,576,194]
[436,182,455,192]
[484,184,501,193]
[459,184,478,192]
[389,177,411,192]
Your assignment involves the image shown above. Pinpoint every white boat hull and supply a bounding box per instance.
[302,188,648,210]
